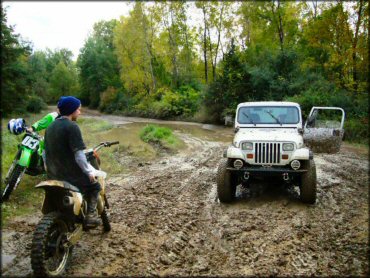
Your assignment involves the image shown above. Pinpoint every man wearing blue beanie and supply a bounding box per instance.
[44,96,101,228]
[57,96,81,117]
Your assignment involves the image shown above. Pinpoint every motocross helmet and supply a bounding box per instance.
[8,118,26,135]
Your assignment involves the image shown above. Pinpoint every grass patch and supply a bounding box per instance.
[139,124,183,150]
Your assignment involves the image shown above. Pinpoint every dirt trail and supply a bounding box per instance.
[1,113,368,277]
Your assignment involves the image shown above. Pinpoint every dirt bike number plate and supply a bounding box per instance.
[22,136,39,150]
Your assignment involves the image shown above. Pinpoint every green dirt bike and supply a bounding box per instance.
[30,141,119,277]
[2,129,45,202]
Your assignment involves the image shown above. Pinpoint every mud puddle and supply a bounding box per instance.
[1,112,368,277]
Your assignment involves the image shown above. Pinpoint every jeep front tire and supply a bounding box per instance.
[300,159,317,204]
[217,159,237,203]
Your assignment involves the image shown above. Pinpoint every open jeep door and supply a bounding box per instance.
[303,107,345,153]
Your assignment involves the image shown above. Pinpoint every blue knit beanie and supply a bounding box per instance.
[57,96,81,116]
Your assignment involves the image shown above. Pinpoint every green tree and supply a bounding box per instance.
[77,19,122,108]
[28,51,50,100]
[49,61,78,102]
[1,6,32,115]
[153,1,198,88]
[204,40,253,123]
[114,2,157,97]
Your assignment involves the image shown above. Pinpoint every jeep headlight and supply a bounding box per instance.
[282,143,294,151]
[241,142,253,151]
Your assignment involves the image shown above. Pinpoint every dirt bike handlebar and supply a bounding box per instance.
[24,126,43,140]
[93,141,120,152]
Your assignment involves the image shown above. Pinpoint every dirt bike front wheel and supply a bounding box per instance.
[1,165,26,202]
[31,212,72,277]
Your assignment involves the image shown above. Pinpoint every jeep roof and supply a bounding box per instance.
[237,101,301,108]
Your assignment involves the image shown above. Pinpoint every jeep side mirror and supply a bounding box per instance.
[298,128,304,135]
[234,127,240,133]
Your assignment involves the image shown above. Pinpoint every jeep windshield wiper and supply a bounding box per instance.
[242,112,256,126]
[265,110,282,126]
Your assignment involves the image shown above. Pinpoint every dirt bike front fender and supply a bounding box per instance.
[18,147,33,167]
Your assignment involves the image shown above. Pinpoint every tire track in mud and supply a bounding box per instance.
[1,119,368,276]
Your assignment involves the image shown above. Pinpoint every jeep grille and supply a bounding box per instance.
[254,142,281,164]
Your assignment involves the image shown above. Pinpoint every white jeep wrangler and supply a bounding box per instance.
[217,101,345,204]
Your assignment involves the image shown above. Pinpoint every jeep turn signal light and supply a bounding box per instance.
[282,154,289,159]
[247,154,254,159]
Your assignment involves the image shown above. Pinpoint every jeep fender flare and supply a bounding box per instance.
[224,146,245,160]
[291,148,311,160]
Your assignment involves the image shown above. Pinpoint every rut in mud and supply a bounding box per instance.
[1,113,368,277]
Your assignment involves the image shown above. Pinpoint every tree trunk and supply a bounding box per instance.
[351,0,364,93]
[277,0,284,51]
[312,0,318,19]
[212,3,225,82]
[202,6,208,83]
[271,0,284,51]
[164,4,179,88]
[141,6,156,93]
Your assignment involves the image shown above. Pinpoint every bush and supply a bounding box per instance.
[26,94,47,113]
[131,86,201,119]
[343,118,368,143]
[139,124,180,148]
[99,87,131,113]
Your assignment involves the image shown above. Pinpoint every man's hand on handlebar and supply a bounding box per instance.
[26,127,34,133]
[88,173,97,183]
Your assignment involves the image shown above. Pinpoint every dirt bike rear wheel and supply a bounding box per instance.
[1,165,25,202]
[31,212,72,277]
[101,209,111,232]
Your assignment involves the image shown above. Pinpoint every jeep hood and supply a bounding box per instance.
[234,128,303,145]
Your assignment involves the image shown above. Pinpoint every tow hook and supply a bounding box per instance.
[283,173,289,181]
[244,172,250,180]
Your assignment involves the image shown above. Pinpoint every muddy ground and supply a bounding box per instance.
[1,111,369,277]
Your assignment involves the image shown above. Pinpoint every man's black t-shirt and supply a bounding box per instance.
[45,117,89,188]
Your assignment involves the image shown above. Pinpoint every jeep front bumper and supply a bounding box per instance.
[227,166,307,176]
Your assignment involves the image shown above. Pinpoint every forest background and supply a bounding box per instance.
[1,1,368,143]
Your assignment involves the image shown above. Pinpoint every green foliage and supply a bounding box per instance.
[139,124,180,149]
[99,86,132,113]
[204,41,254,123]
[1,6,32,115]
[26,94,47,113]
[130,86,200,119]
[114,3,156,96]
[77,19,121,108]
[49,61,79,102]
[344,118,368,143]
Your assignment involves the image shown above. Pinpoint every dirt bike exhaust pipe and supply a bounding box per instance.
[63,196,74,206]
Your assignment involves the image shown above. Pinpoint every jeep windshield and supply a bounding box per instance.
[237,106,300,125]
